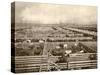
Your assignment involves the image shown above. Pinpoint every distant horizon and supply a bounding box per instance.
[14,23,97,28]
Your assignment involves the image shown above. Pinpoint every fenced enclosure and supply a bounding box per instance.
[11,53,97,73]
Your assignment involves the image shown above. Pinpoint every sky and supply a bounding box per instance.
[14,2,97,25]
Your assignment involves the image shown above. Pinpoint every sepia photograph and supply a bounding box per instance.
[11,2,97,73]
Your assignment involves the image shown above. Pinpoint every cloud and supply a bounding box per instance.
[15,2,97,25]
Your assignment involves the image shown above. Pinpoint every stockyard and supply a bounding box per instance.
[11,24,97,73]
[11,2,97,73]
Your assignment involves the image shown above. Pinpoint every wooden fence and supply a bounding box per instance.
[11,53,97,73]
